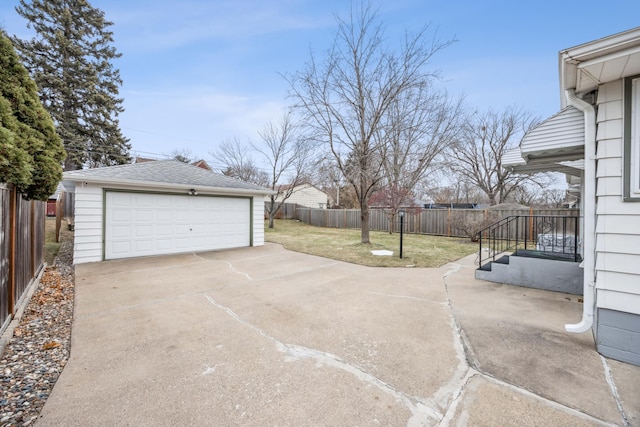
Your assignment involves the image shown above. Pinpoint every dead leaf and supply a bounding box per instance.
[42,341,60,350]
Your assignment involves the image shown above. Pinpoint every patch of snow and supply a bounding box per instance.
[371,250,393,256]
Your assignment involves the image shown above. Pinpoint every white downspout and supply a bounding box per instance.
[565,89,596,333]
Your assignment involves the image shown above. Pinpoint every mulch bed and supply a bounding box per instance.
[0,241,75,427]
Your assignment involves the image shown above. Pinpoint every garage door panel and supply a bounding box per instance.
[105,192,250,259]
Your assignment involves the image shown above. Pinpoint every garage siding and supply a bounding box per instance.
[252,196,264,246]
[73,185,104,264]
[72,186,266,264]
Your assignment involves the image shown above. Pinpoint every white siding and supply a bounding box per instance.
[596,289,640,314]
[519,106,584,156]
[252,196,264,246]
[595,80,640,316]
[73,184,104,264]
[267,185,329,208]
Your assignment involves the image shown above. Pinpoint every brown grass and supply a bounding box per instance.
[45,218,73,264]
[264,219,477,268]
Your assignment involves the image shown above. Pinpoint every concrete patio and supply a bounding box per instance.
[36,243,639,426]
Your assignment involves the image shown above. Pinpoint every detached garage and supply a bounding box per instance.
[62,160,272,264]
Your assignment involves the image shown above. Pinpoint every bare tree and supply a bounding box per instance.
[539,188,567,208]
[257,113,313,229]
[168,148,194,163]
[426,180,486,205]
[378,83,463,231]
[213,137,270,186]
[310,155,344,207]
[448,107,539,206]
[286,2,454,243]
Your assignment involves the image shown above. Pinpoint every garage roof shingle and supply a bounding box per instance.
[63,160,269,192]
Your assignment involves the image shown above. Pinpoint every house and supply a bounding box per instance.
[503,27,640,366]
[265,183,329,208]
[46,182,65,216]
[191,159,212,170]
[62,160,272,264]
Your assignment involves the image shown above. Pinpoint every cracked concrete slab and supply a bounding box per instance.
[443,374,607,426]
[37,244,640,426]
[38,244,463,426]
[444,254,640,426]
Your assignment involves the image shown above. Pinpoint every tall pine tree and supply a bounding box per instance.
[0,32,65,200]
[12,0,130,170]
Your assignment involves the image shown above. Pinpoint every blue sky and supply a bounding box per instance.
[1,0,639,163]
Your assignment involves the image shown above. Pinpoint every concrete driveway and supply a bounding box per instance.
[38,244,639,426]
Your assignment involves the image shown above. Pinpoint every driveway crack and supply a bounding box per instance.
[203,293,441,425]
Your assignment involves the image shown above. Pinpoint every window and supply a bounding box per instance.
[624,75,640,201]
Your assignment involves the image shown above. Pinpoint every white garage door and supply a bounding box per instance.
[105,192,251,260]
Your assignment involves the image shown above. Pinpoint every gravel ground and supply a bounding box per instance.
[0,241,75,427]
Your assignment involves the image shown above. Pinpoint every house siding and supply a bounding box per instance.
[267,185,329,208]
[520,106,584,155]
[73,185,104,264]
[594,80,640,365]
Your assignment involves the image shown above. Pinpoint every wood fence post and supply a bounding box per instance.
[30,200,35,277]
[447,208,451,237]
[529,207,534,246]
[8,186,16,317]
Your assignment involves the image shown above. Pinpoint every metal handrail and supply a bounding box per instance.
[477,215,581,269]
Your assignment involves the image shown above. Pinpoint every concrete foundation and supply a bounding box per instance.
[597,308,640,366]
[476,254,583,295]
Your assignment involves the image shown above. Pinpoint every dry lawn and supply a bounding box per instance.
[264,219,477,268]
[45,218,73,264]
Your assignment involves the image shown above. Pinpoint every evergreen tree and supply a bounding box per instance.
[0,32,65,200]
[12,0,130,170]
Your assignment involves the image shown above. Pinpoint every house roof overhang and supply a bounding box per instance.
[503,148,584,177]
[560,26,640,105]
[505,27,640,176]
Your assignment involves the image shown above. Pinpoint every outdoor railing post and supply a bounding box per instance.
[492,229,496,262]
[574,216,579,262]
[515,216,519,254]
[479,230,483,265]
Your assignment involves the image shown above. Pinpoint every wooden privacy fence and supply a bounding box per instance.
[291,206,581,238]
[0,184,46,334]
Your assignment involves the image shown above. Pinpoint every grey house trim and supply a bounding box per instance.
[623,74,640,202]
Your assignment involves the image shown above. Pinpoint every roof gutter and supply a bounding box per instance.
[564,89,596,334]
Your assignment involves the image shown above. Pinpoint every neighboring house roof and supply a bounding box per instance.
[62,160,272,195]
[133,156,156,163]
[48,182,65,200]
[191,159,212,170]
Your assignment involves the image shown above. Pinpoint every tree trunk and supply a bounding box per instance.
[268,199,276,228]
[388,212,396,234]
[360,202,370,243]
